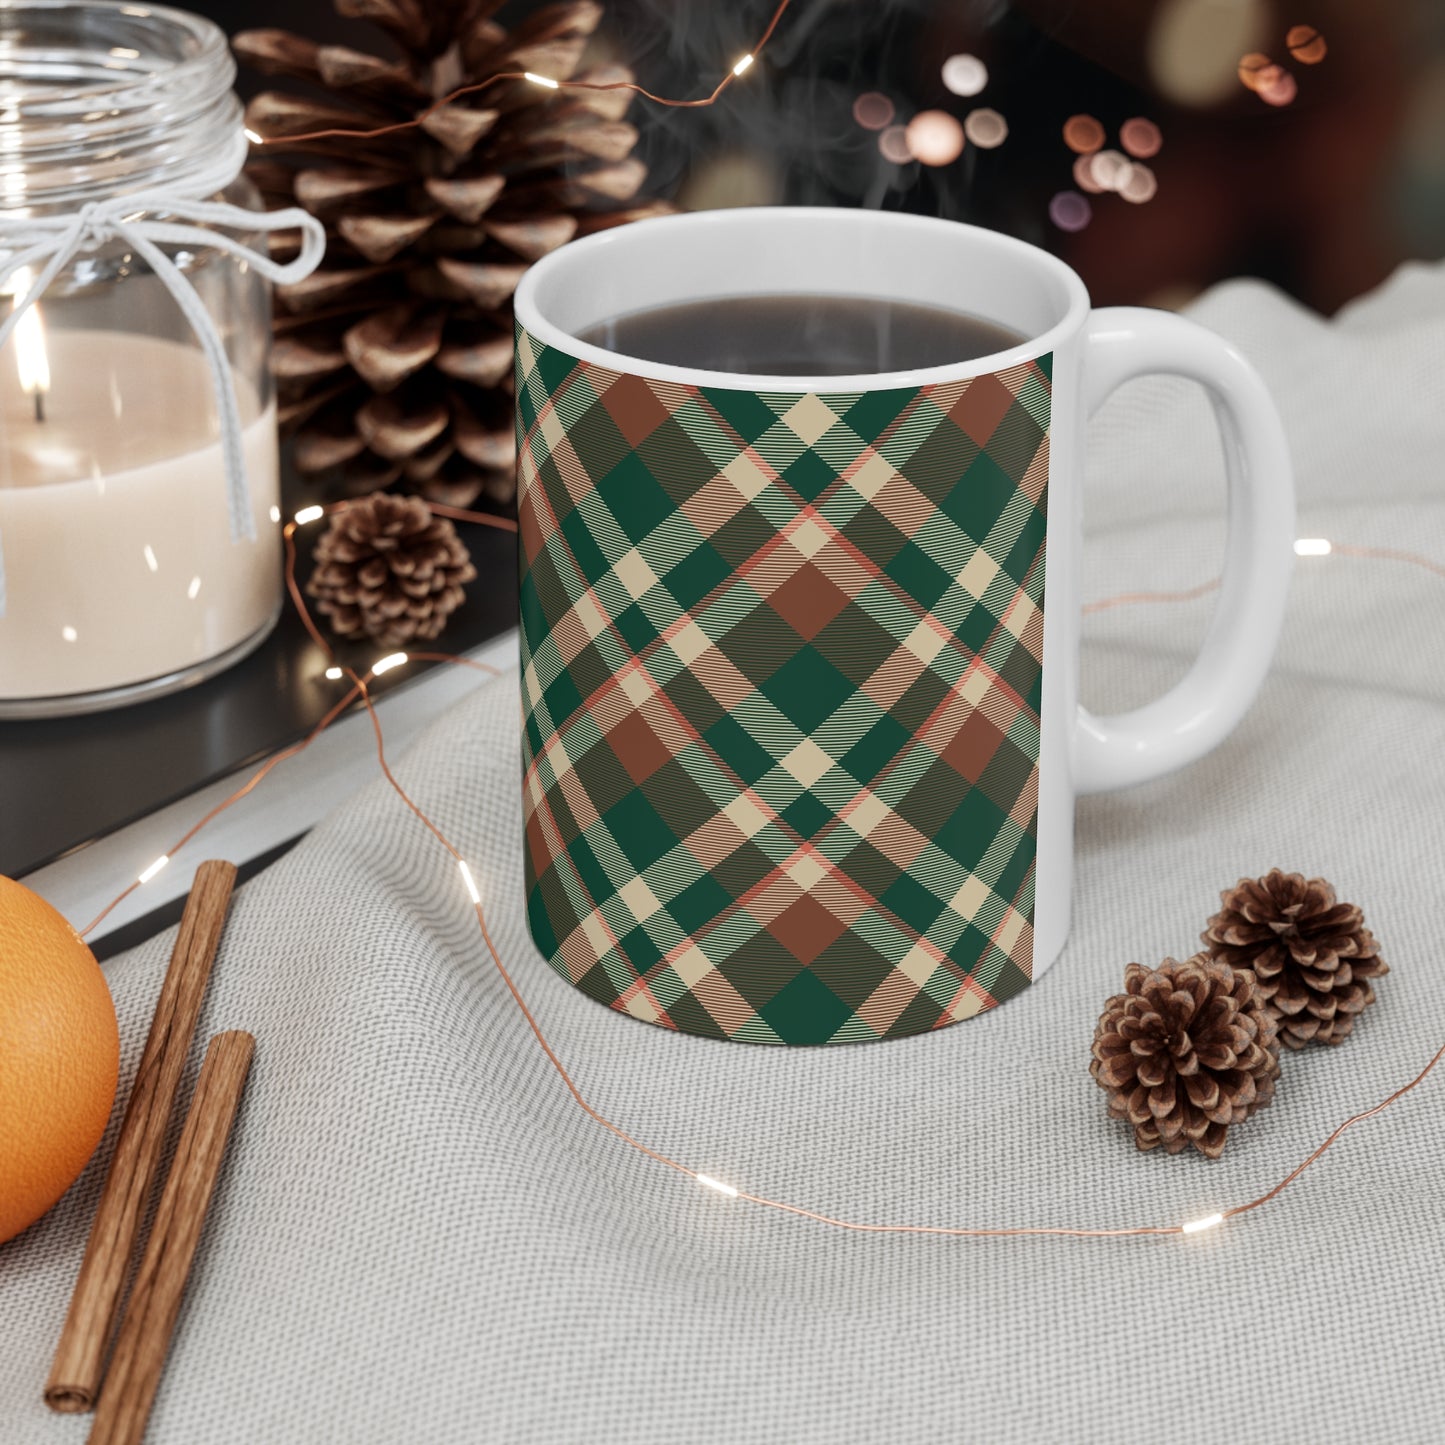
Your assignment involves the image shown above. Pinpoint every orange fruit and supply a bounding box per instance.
[0,876,119,1245]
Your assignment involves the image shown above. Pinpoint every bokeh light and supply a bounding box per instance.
[852,92,895,131]
[1249,61,1283,92]
[878,125,913,163]
[1237,52,1273,91]
[1149,0,1269,107]
[1286,24,1327,64]
[1258,67,1298,106]
[941,54,988,97]
[1049,191,1092,232]
[1073,153,1105,194]
[905,109,965,166]
[1119,118,1163,159]
[1063,114,1106,154]
[963,107,1008,149]
[1119,164,1159,204]
[1088,148,1132,192]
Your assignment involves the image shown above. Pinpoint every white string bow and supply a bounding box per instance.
[0,189,326,617]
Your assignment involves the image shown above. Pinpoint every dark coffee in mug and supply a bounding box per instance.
[576,294,1025,375]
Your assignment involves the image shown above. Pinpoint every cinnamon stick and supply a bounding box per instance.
[46,860,238,1413]
[87,1032,255,1445]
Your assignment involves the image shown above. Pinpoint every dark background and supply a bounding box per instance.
[206,0,1445,316]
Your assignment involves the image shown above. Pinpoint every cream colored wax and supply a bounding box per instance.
[0,330,281,702]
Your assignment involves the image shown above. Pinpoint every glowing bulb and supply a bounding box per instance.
[963,107,1008,149]
[1181,1212,1224,1235]
[371,651,408,676]
[524,71,559,89]
[1049,191,1093,233]
[877,125,912,164]
[1257,67,1297,107]
[905,110,965,166]
[459,859,482,904]
[324,665,344,680]
[851,92,894,130]
[138,854,170,885]
[1287,24,1327,64]
[243,127,263,145]
[1119,163,1159,204]
[1119,117,1163,159]
[1294,537,1332,556]
[6,267,50,416]
[732,53,754,76]
[1089,149,1132,192]
[1063,114,1106,155]
[294,504,324,525]
[941,53,988,97]
[696,1174,739,1198]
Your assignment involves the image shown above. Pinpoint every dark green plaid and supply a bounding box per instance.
[518,327,1050,1044]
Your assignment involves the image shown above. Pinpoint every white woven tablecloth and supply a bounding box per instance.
[3,263,1443,1444]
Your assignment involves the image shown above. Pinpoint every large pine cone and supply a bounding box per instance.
[307,493,476,646]
[1202,869,1388,1049]
[235,0,668,509]
[1091,956,1281,1159]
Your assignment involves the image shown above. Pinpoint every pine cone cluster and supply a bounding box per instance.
[1202,869,1388,1049]
[1091,956,1281,1158]
[307,493,476,646]
[235,0,667,509]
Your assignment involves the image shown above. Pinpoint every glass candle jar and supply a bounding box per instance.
[0,1,296,716]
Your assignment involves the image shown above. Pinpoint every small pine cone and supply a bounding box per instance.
[1091,956,1281,1159]
[307,494,476,647]
[1202,870,1388,1050]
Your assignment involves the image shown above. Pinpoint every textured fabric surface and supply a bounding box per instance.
[517,329,1050,1042]
[3,265,1444,1444]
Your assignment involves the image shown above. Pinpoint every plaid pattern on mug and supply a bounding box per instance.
[517,327,1051,1044]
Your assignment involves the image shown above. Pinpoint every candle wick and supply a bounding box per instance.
[33,390,44,424]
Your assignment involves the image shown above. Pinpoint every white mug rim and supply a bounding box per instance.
[514,207,1092,393]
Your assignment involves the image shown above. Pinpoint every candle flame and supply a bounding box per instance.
[6,267,50,409]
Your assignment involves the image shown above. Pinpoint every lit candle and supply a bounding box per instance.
[0,329,280,706]
[7,268,49,422]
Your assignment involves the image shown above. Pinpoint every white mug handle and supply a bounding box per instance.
[1075,307,1295,794]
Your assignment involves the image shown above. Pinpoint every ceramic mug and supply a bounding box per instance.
[513,208,1293,1045]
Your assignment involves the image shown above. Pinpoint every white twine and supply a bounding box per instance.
[0,135,326,617]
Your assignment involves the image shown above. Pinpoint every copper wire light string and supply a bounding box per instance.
[250,0,796,148]
[1081,544,1445,617]
[77,498,1445,1241]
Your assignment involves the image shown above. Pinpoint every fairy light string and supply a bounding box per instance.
[68,1,1439,1245]
[0,0,1397,1246]
[71,492,1444,1243]
[246,0,795,148]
